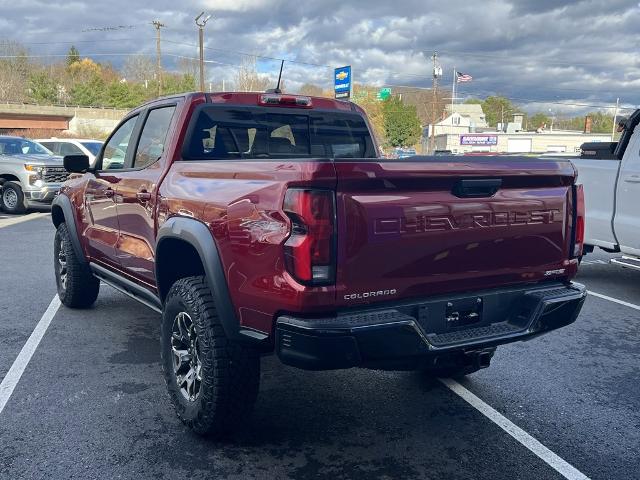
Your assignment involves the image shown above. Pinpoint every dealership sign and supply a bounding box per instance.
[334,66,352,99]
[460,134,498,146]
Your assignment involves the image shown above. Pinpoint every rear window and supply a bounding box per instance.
[183,107,376,159]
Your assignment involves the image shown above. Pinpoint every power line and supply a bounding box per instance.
[11,38,142,46]
[0,53,155,59]
[81,24,141,33]
[6,35,638,96]
[434,49,638,67]
[161,39,334,69]
[380,83,636,111]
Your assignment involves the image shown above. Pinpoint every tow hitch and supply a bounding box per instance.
[466,349,495,369]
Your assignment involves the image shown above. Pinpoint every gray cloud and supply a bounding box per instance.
[0,0,638,114]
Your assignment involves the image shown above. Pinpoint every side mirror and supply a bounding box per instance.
[63,155,90,173]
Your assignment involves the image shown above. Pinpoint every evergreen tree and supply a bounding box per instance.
[67,45,80,67]
[28,72,58,104]
[382,96,422,148]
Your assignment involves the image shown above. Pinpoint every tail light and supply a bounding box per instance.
[259,94,313,108]
[573,184,585,258]
[283,189,335,285]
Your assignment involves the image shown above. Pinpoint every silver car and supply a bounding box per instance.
[0,136,68,214]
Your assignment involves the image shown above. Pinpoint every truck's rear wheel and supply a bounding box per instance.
[1,181,27,214]
[54,223,100,308]
[161,276,260,437]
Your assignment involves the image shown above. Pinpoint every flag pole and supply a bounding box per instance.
[451,67,456,114]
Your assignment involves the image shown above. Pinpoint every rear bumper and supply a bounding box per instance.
[275,282,586,370]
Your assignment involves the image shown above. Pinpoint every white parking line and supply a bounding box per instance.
[587,291,640,311]
[0,212,48,229]
[580,259,607,266]
[0,295,60,415]
[441,378,590,480]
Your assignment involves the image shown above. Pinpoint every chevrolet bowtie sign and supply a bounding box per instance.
[334,66,351,100]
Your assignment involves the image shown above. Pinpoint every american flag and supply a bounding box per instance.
[456,72,473,83]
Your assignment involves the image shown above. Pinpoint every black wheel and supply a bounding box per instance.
[54,223,100,308]
[1,181,27,214]
[161,276,260,437]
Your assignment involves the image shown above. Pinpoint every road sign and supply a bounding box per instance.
[377,88,391,101]
[334,66,351,100]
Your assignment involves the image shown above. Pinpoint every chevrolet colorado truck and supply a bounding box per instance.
[573,109,640,269]
[0,136,67,214]
[51,92,587,436]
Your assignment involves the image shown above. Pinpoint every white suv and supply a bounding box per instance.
[36,138,103,167]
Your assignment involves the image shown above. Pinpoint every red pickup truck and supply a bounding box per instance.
[52,92,587,436]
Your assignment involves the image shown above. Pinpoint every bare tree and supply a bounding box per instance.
[177,57,199,80]
[0,40,31,102]
[234,57,270,92]
[299,83,324,96]
[395,86,451,126]
[123,55,156,83]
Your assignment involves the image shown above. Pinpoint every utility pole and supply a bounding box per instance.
[195,12,212,92]
[429,52,442,154]
[152,20,165,97]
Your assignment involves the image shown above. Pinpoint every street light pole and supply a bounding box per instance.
[611,97,620,141]
[195,12,212,92]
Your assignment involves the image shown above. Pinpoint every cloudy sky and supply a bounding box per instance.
[1,0,639,115]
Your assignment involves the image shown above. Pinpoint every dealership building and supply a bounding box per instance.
[424,106,611,154]
[430,131,611,154]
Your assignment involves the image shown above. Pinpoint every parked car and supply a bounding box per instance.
[573,109,640,269]
[51,92,586,437]
[36,138,103,167]
[579,141,617,160]
[0,136,67,214]
[394,147,417,158]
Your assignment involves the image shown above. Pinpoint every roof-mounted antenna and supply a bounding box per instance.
[266,60,285,94]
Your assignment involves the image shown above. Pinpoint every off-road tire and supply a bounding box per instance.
[1,181,27,214]
[54,223,100,308]
[161,276,260,437]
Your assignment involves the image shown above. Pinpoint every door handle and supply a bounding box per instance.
[452,178,502,198]
[624,174,640,183]
[136,190,152,201]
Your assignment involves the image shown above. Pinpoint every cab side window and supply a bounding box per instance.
[134,106,176,169]
[101,115,138,170]
[59,143,83,156]
[39,142,57,153]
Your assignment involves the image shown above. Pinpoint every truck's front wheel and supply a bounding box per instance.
[54,223,100,308]
[161,276,260,437]
[1,181,27,214]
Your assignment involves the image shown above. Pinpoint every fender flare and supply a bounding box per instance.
[156,216,266,345]
[51,194,87,265]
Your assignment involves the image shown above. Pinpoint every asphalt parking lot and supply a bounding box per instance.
[0,213,638,480]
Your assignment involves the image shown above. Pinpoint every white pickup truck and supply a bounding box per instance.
[573,109,640,270]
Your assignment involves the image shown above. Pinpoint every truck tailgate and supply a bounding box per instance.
[334,157,577,306]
